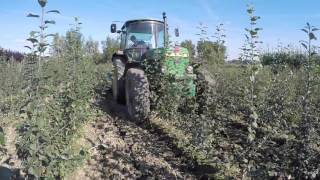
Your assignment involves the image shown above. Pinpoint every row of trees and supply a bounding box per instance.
[261,51,320,71]
[51,32,119,64]
[181,39,226,65]
[0,1,111,178]
[180,23,227,65]
[5,21,316,69]
[2,36,226,65]
[50,30,226,65]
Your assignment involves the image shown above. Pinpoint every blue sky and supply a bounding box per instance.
[1,0,320,59]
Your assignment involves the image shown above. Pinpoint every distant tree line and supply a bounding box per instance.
[51,30,120,64]
[261,51,320,71]
[181,23,227,65]
[0,47,25,62]
[0,33,119,65]
[180,40,226,65]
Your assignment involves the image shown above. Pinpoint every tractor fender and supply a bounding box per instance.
[112,50,145,77]
[124,62,144,76]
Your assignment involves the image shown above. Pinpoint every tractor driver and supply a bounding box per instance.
[130,35,138,47]
[129,35,146,48]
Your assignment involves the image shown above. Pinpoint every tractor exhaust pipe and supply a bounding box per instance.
[163,12,168,47]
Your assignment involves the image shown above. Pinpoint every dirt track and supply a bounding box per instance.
[69,90,197,180]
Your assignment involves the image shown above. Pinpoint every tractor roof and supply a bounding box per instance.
[122,19,164,29]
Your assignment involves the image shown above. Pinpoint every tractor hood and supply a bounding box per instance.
[143,46,191,78]
[143,46,196,97]
[164,46,190,78]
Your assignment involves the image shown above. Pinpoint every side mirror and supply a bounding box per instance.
[111,24,117,33]
[174,28,180,37]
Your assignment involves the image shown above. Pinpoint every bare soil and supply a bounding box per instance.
[0,118,24,180]
[69,90,197,180]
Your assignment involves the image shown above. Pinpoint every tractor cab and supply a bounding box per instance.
[111,14,169,62]
[120,20,165,49]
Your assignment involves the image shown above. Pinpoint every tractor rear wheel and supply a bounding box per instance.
[125,68,150,123]
[112,59,125,104]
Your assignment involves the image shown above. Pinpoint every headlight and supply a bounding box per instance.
[187,66,193,74]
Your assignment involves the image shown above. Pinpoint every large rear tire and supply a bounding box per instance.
[125,68,150,123]
[112,59,125,104]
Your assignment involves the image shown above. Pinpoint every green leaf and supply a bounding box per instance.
[301,42,308,49]
[251,16,260,22]
[39,43,49,47]
[45,20,56,25]
[30,143,37,151]
[38,0,47,7]
[47,10,60,14]
[247,6,254,14]
[45,34,57,38]
[24,46,32,50]
[30,31,40,36]
[27,13,40,18]
[301,29,308,34]
[309,32,317,40]
[40,25,48,30]
[250,30,258,36]
[27,38,39,44]
[307,22,311,28]
[312,28,319,31]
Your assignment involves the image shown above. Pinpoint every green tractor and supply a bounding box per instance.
[110,13,199,122]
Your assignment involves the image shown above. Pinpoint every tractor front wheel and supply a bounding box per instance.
[125,68,150,123]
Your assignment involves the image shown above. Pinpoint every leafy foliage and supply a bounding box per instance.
[26,0,59,60]
[101,36,120,63]
[0,1,108,178]
[195,22,226,65]
[197,41,226,65]
[181,40,196,58]
[17,56,105,179]
[261,51,306,71]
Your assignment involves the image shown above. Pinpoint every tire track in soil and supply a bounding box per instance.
[0,123,24,180]
[71,90,197,180]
